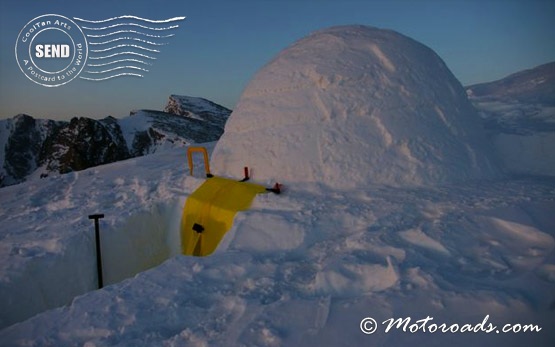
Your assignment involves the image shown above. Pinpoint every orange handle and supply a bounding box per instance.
[187,147,211,177]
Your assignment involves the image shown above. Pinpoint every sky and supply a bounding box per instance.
[0,0,554,120]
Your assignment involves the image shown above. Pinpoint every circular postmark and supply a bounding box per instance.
[15,14,88,87]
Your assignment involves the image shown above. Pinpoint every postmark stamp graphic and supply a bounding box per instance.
[15,14,88,87]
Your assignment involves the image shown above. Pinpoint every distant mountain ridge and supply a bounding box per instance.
[466,61,555,176]
[466,61,555,135]
[0,96,231,188]
[467,61,555,106]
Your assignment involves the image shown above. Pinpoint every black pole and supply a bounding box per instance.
[88,214,105,289]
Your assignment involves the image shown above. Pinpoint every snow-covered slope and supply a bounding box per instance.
[165,95,231,130]
[467,62,555,176]
[0,145,209,331]
[467,62,555,106]
[0,145,554,346]
[211,25,500,189]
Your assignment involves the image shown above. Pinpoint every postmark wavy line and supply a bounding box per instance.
[84,66,149,74]
[87,58,152,67]
[87,30,175,39]
[68,15,185,82]
[88,37,167,46]
[88,51,157,60]
[79,72,143,81]
[74,15,186,24]
[80,23,180,31]
[90,44,160,53]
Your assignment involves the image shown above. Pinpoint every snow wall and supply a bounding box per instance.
[0,200,183,330]
[211,25,501,189]
[494,133,555,176]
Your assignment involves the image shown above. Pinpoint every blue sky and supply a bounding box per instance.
[1,0,554,120]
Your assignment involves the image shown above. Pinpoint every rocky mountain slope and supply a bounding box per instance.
[0,96,231,187]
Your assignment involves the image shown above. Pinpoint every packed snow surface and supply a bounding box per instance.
[0,145,554,346]
[211,25,500,189]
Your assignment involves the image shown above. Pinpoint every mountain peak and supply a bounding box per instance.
[0,95,232,188]
[164,95,231,129]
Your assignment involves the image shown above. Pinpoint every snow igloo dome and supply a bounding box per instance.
[211,25,500,189]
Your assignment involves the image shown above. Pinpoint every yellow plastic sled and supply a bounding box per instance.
[180,176,267,256]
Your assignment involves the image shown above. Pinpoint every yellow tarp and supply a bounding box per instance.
[180,176,267,256]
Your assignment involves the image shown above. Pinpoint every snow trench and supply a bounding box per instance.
[100,200,183,286]
[1,199,184,330]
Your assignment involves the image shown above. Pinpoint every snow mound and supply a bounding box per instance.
[211,25,500,189]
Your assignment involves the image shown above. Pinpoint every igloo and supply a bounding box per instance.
[211,25,500,189]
